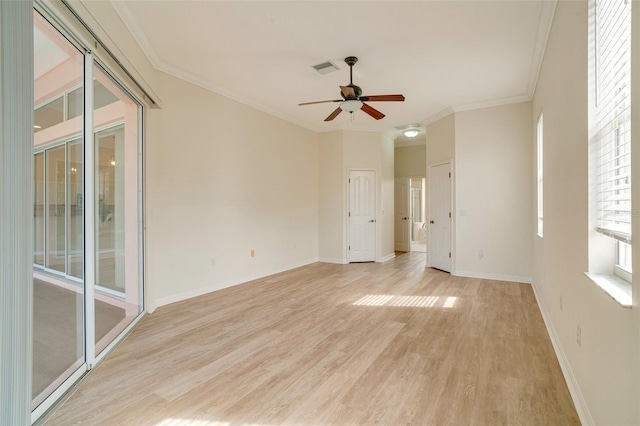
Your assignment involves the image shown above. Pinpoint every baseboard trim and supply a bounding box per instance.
[531,282,594,425]
[377,253,396,263]
[319,257,349,264]
[452,270,532,284]
[153,257,319,309]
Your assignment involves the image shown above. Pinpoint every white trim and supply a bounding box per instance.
[93,313,145,364]
[530,281,595,425]
[527,0,558,97]
[421,96,534,128]
[319,257,349,264]
[453,95,532,114]
[152,258,319,309]
[83,53,96,368]
[421,107,455,127]
[376,253,396,263]
[584,272,632,308]
[30,365,85,423]
[451,270,532,284]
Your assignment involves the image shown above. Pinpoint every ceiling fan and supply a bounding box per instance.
[299,56,405,122]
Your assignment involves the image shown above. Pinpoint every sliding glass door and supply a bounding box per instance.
[32,7,144,418]
[32,10,85,409]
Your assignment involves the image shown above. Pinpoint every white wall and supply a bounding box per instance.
[426,113,455,165]
[455,102,532,281]
[395,145,426,178]
[532,1,639,424]
[317,130,395,263]
[318,131,345,263]
[146,71,319,308]
[343,130,394,262]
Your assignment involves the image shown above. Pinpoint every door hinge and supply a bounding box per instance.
[449,172,451,178]
[449,212,451,218]
[349,178,351,183]
[349,245,351,250]
[449,252,451,258]
[348,212,351,217]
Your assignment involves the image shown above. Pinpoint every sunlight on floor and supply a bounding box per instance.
[353,295,457,308]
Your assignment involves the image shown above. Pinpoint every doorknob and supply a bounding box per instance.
[430,220,435,224]
[369,219,376,223]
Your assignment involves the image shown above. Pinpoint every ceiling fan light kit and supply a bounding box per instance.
[340,100,363,113]
[299,56,405,122]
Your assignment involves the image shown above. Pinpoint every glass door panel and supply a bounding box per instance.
[34,152,45,266]
[93,64,142,356]
[45,145,66,273]
[32,9,85,410]
[68,139,83,279]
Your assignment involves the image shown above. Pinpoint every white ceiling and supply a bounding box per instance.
[111,1,556,141]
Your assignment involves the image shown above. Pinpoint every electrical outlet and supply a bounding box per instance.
[577,324,582,347]
[478,250,484,260]
[211,257,215,266]
[251,249,255,257]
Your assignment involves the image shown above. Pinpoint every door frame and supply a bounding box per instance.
[426,159,454,270]
[408,175,426,252]
[394,177,411,252]
[347,168,377,263]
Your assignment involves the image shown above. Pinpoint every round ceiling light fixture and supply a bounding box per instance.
[403,128,420,138]
[340,100,363,113]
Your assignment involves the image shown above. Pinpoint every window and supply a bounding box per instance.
[536,113,543,237]
[34,96,64,132]
[588,0,632,296]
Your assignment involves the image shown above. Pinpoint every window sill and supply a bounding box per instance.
[584,272,632,308]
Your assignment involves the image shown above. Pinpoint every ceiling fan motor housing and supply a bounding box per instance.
[342,84,362,99]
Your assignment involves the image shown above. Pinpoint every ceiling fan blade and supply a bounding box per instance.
[324,107,343,122]
[360,94,405,102]
[361,103,385,120]
[340,85,356,99]
[299,99,342,106]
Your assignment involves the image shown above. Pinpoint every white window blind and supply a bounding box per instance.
[594,0,632,244]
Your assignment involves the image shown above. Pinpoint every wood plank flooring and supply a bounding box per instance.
[45,252,579,425]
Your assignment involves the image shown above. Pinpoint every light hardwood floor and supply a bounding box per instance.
[45,252,579,425]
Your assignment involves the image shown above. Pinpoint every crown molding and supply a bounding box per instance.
[527,0,558,97]
[452,94,532,113]
[112,1,321,133]
[111,0,552,136]
[421,107,455,127]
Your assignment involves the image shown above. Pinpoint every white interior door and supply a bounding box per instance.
[349,170,376,262]
[394,178,411,252]
[428,162,452,272]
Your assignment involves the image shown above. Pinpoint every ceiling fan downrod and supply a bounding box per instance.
[345,56,358,85]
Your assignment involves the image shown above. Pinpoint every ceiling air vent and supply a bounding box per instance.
[312,61,340,75]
